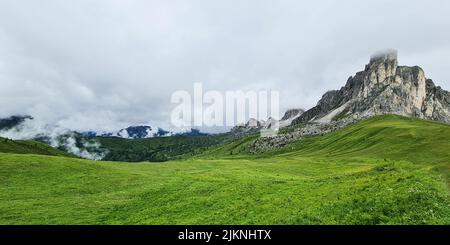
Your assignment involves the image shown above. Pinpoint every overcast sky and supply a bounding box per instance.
[1,0,450,132]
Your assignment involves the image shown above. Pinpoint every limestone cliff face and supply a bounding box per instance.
[293,49,450,125]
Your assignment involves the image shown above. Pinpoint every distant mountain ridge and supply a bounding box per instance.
[98,126,208,139]
[0,114,210,141]
[100,125,172,139]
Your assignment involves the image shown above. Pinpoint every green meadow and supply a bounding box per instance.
[1,115,449,224]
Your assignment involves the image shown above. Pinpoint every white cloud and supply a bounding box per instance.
[0,117,105,160]
[0,0,449,132]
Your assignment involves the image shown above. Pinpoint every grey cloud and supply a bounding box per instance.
[0,0,449,132]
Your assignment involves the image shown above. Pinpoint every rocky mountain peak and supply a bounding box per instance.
[245,118,262,128]
[368,49,398,65]
[293,50,450,125]
[364,49,399,86]
[252,51,449,152]
[231,108,306,133]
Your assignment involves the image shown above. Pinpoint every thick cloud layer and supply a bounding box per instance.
[1,0,449,132]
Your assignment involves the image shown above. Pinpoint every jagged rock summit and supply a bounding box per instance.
[293,49,450,125]
[232,108,305,132]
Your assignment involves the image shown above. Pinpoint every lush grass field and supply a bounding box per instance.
[0,115,449,224]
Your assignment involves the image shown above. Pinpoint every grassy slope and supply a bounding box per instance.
[0,115,449,224]
[276,115,450,163]
[0,137,71,157]
[199,115,450,163]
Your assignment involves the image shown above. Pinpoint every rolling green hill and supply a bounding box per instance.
[0,115,449,224]
[96,133,244,162]
[0,137,72,157]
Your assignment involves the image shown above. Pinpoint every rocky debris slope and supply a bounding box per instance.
[249,116,363,153]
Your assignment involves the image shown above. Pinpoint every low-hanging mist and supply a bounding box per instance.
[0,117,106,160]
